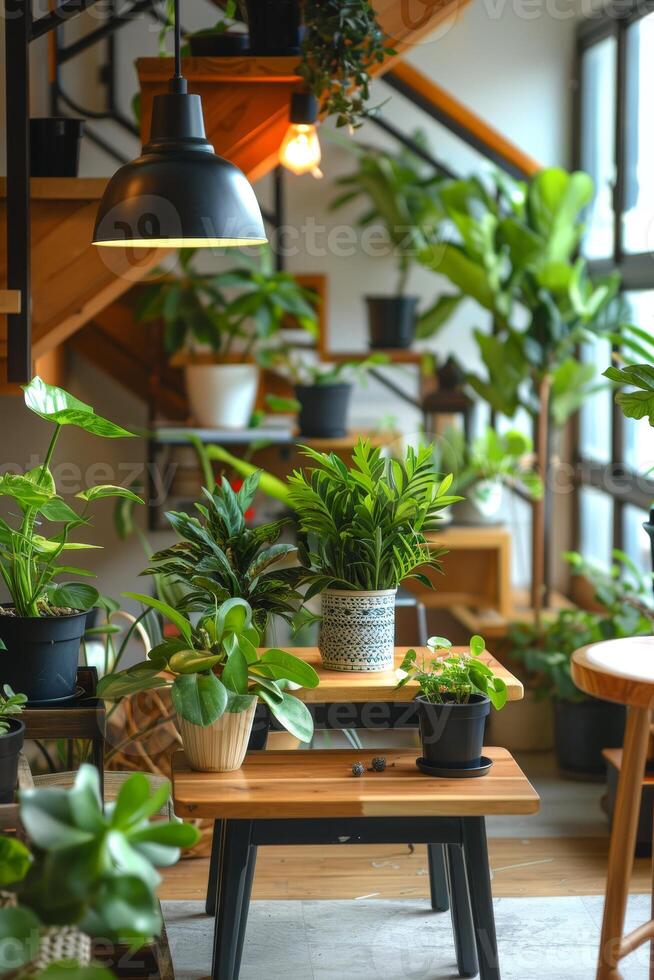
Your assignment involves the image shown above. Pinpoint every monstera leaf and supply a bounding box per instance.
[22,377,135,439]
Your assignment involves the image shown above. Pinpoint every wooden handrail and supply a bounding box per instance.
[386,59,541,180]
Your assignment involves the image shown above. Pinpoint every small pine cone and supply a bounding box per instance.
[371,757,386,772]
[351,762,366,777]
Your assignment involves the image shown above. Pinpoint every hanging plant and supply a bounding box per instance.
[298,0,395,129]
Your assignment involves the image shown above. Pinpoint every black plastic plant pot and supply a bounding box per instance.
[30,117,84,177]
[365,296,419,349]
[188,32,250,56]
[416,694,491,769]
[0,607,87,705]
[554,697,626,778]
[295,383,352,438]
[244,0,301,54]
[0,718,25,804]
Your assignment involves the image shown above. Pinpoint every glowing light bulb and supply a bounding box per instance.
[279,122,323,177]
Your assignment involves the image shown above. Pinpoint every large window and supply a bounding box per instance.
[576,8,654,567]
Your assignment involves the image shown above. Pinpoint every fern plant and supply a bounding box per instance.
[142,472,302,633]
[286,439,459,595]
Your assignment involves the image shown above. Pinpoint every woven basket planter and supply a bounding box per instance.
[319,588,397,672]
[177,699,258,772]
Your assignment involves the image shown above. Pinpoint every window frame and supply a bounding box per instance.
[574,0,654,556]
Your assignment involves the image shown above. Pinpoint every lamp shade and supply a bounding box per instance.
[93,91,267,247]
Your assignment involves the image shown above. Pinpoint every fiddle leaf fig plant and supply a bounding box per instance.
[0,377,143,618]
[98,597,319,742]
[0,764,200,964]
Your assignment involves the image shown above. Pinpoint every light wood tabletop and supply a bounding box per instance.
[172,748,539,819]
[271,646,523,703]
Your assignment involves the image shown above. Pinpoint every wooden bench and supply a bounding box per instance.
[173,747,539,980]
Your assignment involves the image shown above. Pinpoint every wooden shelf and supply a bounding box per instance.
[451,588,575,640]
[326,349,427,365]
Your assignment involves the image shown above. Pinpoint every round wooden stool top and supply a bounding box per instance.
[572,635,654,709]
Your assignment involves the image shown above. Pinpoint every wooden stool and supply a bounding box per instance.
[173,747,539,980]
[572,636,654,979]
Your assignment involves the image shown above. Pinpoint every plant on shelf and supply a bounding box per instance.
[298,0,393,129]
[330,134,446,348]
[135,247,318,428]
[141,472,303,635]
[0,766,199,975]
[0,684,27,804]
[510,549,654,776]
[397,635,506,772]
[433,426,543,525]
[98,596,319,771]
[0,377,143,704]
[286,438,460,671]
[418,167,625,611]
[262,347,389,438]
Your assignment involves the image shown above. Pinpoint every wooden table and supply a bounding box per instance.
[174,748,538,980]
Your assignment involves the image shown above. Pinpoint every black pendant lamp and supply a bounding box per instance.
[93,0,267,248]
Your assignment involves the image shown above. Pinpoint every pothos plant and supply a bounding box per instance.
[298,0,394,129]
[398,635,508,709]
[286,438,460,595]
[0,765,199,970]
[0,378,143,618]
[97,597,319,742]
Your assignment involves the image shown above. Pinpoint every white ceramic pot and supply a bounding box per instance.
[177,699,257,772]
[319,588,397,672]
[453,479,504,525]
[184,363,259,428]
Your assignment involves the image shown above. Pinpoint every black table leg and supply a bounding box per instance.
[446,843,479,978]
[427,843,449,912]
[461,817,500,980]
[211,820,253,980]
[91,737,104,801]
[233,845,258,978]
[206,819,223,916]
[206,714,269,916]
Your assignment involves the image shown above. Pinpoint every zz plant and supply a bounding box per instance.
[0,765,199,970]
[0,377,142,618]
[98,597,319,742]
[142,472,303,633]
[286,438,459,595]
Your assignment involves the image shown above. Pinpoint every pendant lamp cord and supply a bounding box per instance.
[171,0,187,93]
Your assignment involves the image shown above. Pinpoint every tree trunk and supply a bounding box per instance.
[531,376,552,619]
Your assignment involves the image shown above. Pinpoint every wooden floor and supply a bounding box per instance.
[159,837,651,901]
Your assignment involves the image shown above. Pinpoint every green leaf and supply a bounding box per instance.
[255,688,314,742]
[97,663,169,701]
[221,640,250,695]
[77,485,144,505]
[40,496,83,523]
[45,582,99,611]
[416,293,463,339]
[0,836,32,887]
[0,907,41,971]
[129,821,200,849]
[171,671,228,726]
[168,649,223,675]
[122,592,193,645]
[0,472,55,509]
[470,635,485,656]
[605,363,654,425]
[39,966,116,980]
[258,648,320,689]
[22,376,135,438]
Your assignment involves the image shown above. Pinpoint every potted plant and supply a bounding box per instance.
[0,765,199,975]
[141,472,303,635]
[330,135,446,348]
[433,426,543,525]
[397,635,507,774]
[187,0,249,56]
[0,377,142,704]
[418,168,626,611]
[135,247,318,428]
[286,438,459,671]
[510,550,654,776]
[263,348,389,437]
[98,596,319,771]
[0,685,27,804]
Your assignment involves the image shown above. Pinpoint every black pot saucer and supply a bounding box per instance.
[416,755,494,778]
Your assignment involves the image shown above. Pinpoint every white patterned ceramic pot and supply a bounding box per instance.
[319,588,397,672]
[178,699,257,772]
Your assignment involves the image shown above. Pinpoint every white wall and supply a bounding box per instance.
[0,0,581,598]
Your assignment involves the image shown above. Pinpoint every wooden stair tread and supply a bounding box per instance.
[0,177,108,200]
[172,747,540,819]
